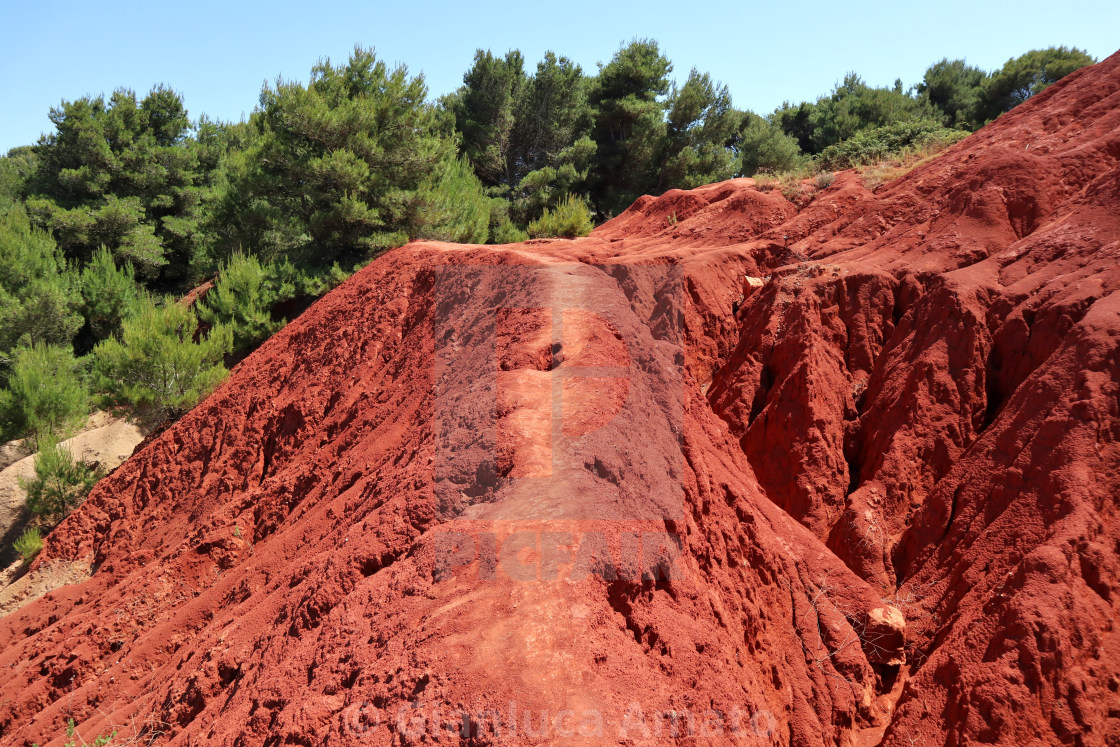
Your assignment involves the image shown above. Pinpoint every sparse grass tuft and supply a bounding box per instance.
[857,141,955,190]
[753,173,779,191]
[13,527,43,564]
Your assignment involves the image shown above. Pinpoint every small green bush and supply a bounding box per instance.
[411,157,491,244]
[22,435,101,521]
[13,526,43,564]
[288,260,352,297]
[739,114,806,176]
[490,217,529,244]
[0,204,83,357]
[80,246,140,345]
[814,171,836,190]
[817,118,967,170]
[527,194,593,239]
[92,294,232,420]
[0,343,89,440]
[196,252,287,354]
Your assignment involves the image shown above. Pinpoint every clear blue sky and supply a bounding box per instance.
[2,0,1117,152]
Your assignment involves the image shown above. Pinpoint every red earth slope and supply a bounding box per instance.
[1,53,1119,746]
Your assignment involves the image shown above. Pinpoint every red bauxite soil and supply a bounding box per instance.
[3,53,1120,747]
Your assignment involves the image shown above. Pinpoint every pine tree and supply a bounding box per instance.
[0,205,82,360]
[196,252,286,354]
[0,343,89,440]
[79,246,140,347]
[917,59,989,129]
[452,50,527,186]
[659,69,743,189]
[588,40,673,215]
[26,85,212,287]
[738,114,804,176]
[981,47,1095,121]
[92,294,232,419]
[21,433,101,521]
[219,46,485,266]
[510,53,592,184]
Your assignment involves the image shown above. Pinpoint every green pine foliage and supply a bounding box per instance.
[411,157,491,244]
[0,205,82,361]
[0,147,37,211]
[774,74,941,155]
[659,69,743,190]
[588,40,674,215]
[981,46,1095,121]
[92,294,232,419]
[215,46,484,267]
[527,194,593,239]
[738,114,805,176]
[512,53,593,180]
[0,343,89,440]
[490,217,529,244]
[79,246,140,347]
[196,252,287,354]
[451,50,527,186]
[917,58,989,129]
[292,260,353,298]
[914,47,1096,132]
[21,434,102,521]
[514,135,596,224]
[450,48,593,224]
[25,85,215,286]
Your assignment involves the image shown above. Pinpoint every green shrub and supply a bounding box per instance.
[817,119,968,170]
[814,171,836,190]
[92,294,232,419]
[411,157,490,244]
[739,114,805,176]
[286,260,352,298]
[0,205,83,358]
[0,343,89,440]
[490,216,529,244]
[13,526,43,564]
[527,194,593,239]
[80,246,140,345]
[196,252,287,354]
[22,435,101,521]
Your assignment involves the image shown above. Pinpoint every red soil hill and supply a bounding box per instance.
[1,52,1119,746]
